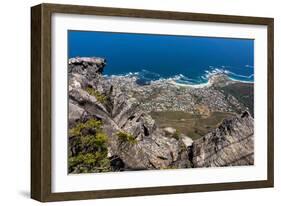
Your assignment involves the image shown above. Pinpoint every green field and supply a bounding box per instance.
[150,111,235,139]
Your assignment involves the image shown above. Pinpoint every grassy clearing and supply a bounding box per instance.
[150,111,235,140]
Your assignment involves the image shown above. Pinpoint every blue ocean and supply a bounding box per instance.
[68,31,254,85]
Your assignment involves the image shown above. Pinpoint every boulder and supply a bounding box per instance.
[68,103,85,126]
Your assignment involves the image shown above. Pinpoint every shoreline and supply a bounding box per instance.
[106,73,254,88]
[171,77,254,88]
[169,80,211,88]
[228,77,254,84]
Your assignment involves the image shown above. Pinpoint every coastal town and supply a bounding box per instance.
[105,71,251,115]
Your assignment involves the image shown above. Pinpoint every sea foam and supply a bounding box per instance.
[106,66,254,87]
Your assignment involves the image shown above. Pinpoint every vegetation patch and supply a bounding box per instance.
[68,118,111,173]
[69,119,102,137]
[220,82,254,116]
[171,130,181,140]
[116,131,137,144]
[85,86,108,103]
[68,151,111,173]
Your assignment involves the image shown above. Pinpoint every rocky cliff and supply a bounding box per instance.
[68,57,254,173]
[192,111,254,167]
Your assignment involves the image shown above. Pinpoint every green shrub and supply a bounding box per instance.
[94,132,108,147]
[68,119,111,173]
[68,133,110,173]
[80,133,108,149]
[85,87,108,103]
[84,118,102,129]
[68,151,111,173]
[116,131,136,144]
[171,130,180,140]
[69,119,102,137]
[69,153,96,167]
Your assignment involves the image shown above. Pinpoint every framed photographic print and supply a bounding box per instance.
[31,3,274,202]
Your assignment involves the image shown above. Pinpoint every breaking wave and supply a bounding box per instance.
[106,65,254,86]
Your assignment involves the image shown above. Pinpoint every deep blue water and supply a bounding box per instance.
[68,30,254,85]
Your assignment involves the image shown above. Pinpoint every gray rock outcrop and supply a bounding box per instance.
[192,111,254,167]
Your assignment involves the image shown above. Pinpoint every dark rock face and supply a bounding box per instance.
[68,57,254,173]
